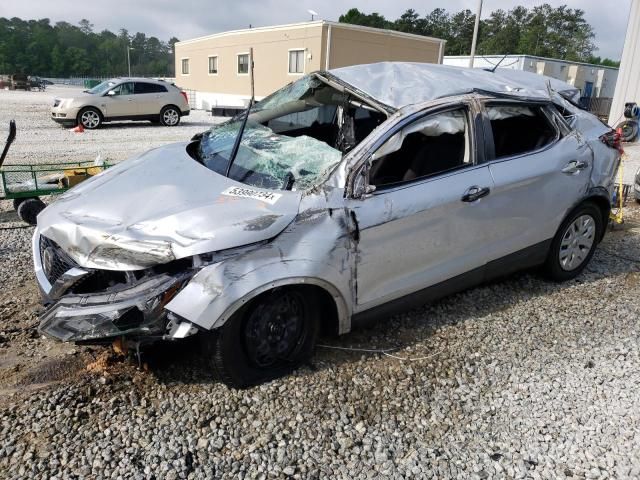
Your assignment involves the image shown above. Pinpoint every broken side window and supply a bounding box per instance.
[486,104,557,159]
[369,108,471,188]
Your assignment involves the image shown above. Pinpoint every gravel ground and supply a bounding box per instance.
[0,85,221,165]
[1,89,640,480]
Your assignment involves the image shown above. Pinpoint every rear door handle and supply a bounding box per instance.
[461,185,491,202]
[562,160,588,174]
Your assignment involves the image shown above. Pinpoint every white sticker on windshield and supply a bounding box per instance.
[221,186,282,205]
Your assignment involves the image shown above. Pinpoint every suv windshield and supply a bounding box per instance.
[87,80,117,95]
[197,75,387,191]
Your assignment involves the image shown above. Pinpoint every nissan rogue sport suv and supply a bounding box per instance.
[35,63,621,387]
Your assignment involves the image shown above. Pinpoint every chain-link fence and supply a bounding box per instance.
[36,75,176,86]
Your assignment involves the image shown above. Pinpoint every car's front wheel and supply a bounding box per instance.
[159,106,181,126]
[544,202,602,281]
[202,287,320,388]
[77,107,102,129]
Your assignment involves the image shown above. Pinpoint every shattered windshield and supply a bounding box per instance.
[197,74,387,191]
[87,80,117,95]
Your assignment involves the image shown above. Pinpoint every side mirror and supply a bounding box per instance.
[106,90,116,96]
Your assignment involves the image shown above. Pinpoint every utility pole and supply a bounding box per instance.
[127,47,133,77]
[469,0,483,68]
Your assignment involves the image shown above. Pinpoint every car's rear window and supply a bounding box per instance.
[134,82,167,94]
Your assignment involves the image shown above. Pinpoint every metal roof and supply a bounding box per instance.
[328,62,580,109]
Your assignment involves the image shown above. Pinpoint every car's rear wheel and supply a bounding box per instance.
[77,107,102,129]
[13,198,26,211]
[160,106,181,126]
[543,202,602,281]
[201,287,320,388]
[16,197,46,225]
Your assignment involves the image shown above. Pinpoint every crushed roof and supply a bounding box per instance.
[328,62,580,109]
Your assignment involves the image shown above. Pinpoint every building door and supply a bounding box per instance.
[584,81,594,98]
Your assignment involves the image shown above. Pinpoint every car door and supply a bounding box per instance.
[481,102,593,262]
[103,81,136,118]
[134,82,166,116]
[348,103,497,310]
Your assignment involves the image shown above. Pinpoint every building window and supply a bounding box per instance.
[208,56,218,75]
[237,54,249,74]
[288,49,305,74]
[181,58,189,75]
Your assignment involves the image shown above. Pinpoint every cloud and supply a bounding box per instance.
[0,0,629,59]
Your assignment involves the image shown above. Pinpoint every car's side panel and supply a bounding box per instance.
[352,239,551,328]
[134,83,165,116]
[349,165,496,310]
[102,82,137,118]
[484,131,593,262]
[166,190,357,334]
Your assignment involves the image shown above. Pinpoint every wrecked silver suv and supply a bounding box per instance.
[33,63,621,387]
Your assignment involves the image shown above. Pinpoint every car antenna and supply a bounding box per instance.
[225,47,255,177]
[488,54,509,73]
[0,120,16,168]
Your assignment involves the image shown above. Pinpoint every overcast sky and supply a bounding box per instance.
[0,0,632,59]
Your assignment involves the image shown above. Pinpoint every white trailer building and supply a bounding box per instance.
[444,54,618,99]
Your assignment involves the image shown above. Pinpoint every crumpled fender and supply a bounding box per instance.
[165,257,352,334]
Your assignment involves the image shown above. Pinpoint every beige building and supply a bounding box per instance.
[174,21,445,110]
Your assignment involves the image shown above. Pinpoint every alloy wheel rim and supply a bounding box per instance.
[163,109,179,125]
[559,214,595,271]
[243,292,306,368]
[81,111,99,128]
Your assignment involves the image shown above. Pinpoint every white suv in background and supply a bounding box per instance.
[51,78,190,129]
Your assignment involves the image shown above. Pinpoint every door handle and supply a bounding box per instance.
[461,185,490,202]
[562,160,588,174]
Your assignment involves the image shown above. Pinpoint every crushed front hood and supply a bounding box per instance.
[37,143,301,270]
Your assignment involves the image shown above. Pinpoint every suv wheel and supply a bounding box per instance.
[201,287,320,388]
[16,197,46,225]
[543,202,602,281]
[77,107,102,129]
[160,106,181,126]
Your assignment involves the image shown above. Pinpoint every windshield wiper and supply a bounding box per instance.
[282,171,295,191]
[224,98,253,177]
[225,48,255,178]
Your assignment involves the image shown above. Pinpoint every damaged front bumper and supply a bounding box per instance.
[38,274,190,343]
[33,230,198,343]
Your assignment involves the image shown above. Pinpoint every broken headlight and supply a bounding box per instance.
[38,274,184,342]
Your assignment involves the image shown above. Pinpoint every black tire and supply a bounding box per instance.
[12,198,26,211]
[159,105,181,126]
[16,197,46,225]
[201,287,320,388]
[543,202,603,281]
[77,107,102,129]
[615,120,639,143]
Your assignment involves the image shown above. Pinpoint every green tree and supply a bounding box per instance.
[447,9,477,56]
[339,4,601,62]
[338,8,388,29]
[0,16,177,76]
[422,8,452,40]
[394,9,420,34]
